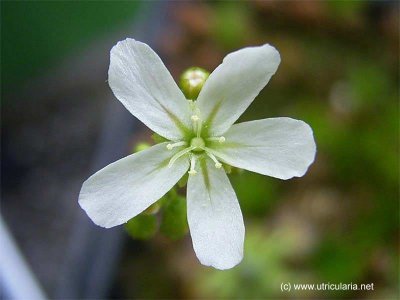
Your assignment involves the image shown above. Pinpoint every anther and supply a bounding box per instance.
[205,151,223,169]
[207,136,226,143]
[188,156,197,175]
[166,141,187,150]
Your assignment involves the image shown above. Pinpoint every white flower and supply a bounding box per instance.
[79,38,316,270]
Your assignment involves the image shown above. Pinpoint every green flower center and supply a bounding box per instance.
[166,106,226,174]
[190,137,205,152]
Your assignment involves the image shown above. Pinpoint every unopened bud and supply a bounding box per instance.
[179,67,210,100]
[134,142,150,153]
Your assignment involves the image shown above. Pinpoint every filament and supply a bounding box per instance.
[188,155,197,175]
[207,136,225,143]
[166,141,187,150]
[205,150,222,169]
[168,146,195,168]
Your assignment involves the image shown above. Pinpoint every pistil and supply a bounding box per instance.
[190,137,205,151]
[168,146,195,168]
[191,114,203,137]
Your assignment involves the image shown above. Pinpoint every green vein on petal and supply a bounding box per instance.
[203,99,223,136]
[159,102,191,138]
[200,157,211,192]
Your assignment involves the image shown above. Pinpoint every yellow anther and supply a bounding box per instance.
[215,162,222,169]
[218,136,226,143]
[188,170,197,175]
[191,115,200,122]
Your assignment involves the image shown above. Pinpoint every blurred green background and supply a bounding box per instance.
[2,1,141,93]
[1,1,398,299]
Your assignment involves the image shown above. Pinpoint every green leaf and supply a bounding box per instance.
[125,214,157,240]
[160,196,188,240]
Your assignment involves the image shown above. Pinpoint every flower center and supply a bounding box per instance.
[190,137,205,152]
[165,104,226,174]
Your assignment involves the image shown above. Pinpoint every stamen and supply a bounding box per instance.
[188,155,197,175]
[166,141,187,150]
[191,115,200,122]
[205,151,222,169]
[168,146,195,168]
[207,136,226,143]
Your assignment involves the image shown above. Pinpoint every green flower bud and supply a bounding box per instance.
[125,214,157,240]
[134,142,150,153]
[179,67,210,100]
[160,196,188,240]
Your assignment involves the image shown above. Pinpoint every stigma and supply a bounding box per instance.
[190,137,205,152]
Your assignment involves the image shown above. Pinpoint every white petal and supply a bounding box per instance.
[187,157,245,270]
[196,44,280,136]
[108,38,192,140]
[210,118,316,180]
[79,143,189,228]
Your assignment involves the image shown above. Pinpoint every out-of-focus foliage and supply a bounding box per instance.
[192,224,315,299]
[125,214,157,240]
[1,1,142,93]
[231,171,278,218]
[160,195,188,240]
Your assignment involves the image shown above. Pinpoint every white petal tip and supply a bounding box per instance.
[200,255,243,270]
